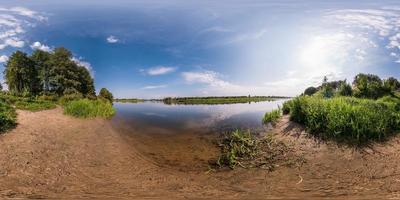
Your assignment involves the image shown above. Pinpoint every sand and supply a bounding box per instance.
[0,108,400,199]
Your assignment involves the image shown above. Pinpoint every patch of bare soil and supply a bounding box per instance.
[0,109,400,199]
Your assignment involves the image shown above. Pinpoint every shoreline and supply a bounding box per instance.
[0,108,400,198]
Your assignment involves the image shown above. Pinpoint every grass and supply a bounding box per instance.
[63,98,116,119]
[215,129,304,170]
[0,99,16,133]
[163,96,288,105]
[262,109,281,124]
[284,96,400,144]
[15,100,56,111]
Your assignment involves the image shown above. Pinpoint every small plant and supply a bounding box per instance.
[262,109,281,124]
[0,100,16,133]
[217,130,258,169]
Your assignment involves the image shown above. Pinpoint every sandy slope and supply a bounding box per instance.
[0,108,400,199]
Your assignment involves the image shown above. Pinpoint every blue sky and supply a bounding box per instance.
[1,0,400,98]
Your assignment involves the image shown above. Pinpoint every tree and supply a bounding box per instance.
[31,50,51,93]
[76,66,95,97]
[98,88,113,103]
[338,81,352,96]
[0,82,2,92]
[384,77,400,92]
[353,73,385,99]
[4,51,39,95]
[304,86,317,96]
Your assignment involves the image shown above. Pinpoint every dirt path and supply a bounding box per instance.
[0,109,400,199]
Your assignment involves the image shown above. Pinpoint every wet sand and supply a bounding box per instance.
[0,108,400,199]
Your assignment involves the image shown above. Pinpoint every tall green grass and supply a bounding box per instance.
[0,100,16,132]
[262,109,281,124]
[284,96,400,144]
[63,99,116,119]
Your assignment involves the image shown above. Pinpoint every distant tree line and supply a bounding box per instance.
[3,48,95,98]
[303,73,400,99]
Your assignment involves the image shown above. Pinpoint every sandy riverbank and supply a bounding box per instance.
[0,108,399,199]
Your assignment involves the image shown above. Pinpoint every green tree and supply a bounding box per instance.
[384,77,400,92]
[338,81,352,96]
[98,88,113,103]
[353,73,385,99]
[31,49,51,93]
[76,66,95,97]
[48,47,81,95]
[304,86,317,96]
[4,51,39,95]
[0,82,2,92]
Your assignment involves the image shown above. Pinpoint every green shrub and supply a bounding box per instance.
[285,96,400,144]
[15,100,56,111]
[98,88,113,103]
[63,99,116,119]
[0,100,16,132]
[263,109,281,124]
[282,100,292,115]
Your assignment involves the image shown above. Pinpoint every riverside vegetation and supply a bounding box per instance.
[162,96,288,105]
[0,48,116,133]
[264,73,400,145]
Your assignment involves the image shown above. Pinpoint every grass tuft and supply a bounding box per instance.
[262,109,281,124]
[0,99,16,133]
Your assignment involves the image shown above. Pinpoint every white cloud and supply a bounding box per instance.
[181,70,230,87]
[325,8,400,63]
[142,85,167,90]
[146,66,177,75]
[106,35,119,43]
[30,41,51,52]
[0,55,8,63]
[0,7,46,50]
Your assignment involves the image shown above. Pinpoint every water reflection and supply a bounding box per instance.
[112,99,286,135]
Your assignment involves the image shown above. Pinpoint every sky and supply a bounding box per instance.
[1,0,400,98]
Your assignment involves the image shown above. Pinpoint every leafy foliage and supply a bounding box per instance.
[304,87,317,96]
[4,48,95,97]
[98,88,113,103]
[353,73,386,99]
[0,99,16,133]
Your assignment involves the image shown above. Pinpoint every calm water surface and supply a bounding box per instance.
[111,99,286,135]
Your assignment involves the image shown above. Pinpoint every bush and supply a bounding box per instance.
[337,82,353,96]
[63,99,116,119]
[263,109,281,124]
[37,94,58,102]
[304,86,317,96]
[282,100,292,115]
[98,88,113,103]
[0,100,16,132]
[285,96,400,144]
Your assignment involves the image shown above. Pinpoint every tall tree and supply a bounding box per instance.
[384,77,400,92]
[49,47,80,95]
[31,49,51,93]
[4,51,39,95]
